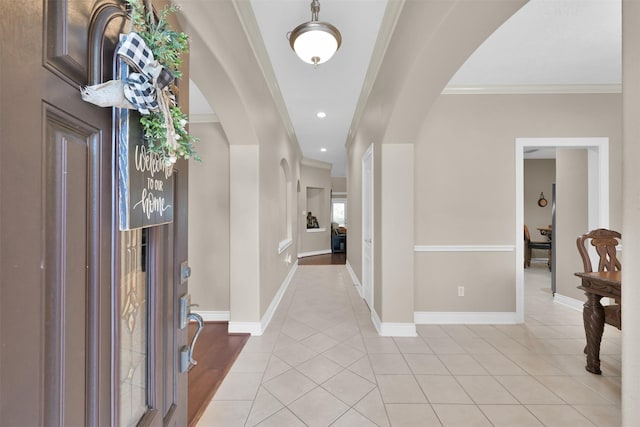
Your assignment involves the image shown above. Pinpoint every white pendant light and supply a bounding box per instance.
[289,0,342,66]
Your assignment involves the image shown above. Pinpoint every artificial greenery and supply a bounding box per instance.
[125,0,200,163]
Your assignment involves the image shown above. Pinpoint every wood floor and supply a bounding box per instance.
[187,322,249,426]
[297,252,346,265]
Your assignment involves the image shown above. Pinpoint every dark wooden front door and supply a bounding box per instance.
[0,1,188,425]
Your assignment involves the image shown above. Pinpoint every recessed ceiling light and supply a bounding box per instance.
[320,148,327,152]
[316,111,326,118]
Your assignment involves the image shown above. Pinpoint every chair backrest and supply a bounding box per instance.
[524,224,531,242]
[576,228,621,273]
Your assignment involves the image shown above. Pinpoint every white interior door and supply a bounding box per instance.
[362,144,374,309]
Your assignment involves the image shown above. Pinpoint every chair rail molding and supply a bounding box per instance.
[414,245,515,252]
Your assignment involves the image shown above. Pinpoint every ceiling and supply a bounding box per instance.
[188,0,621,175]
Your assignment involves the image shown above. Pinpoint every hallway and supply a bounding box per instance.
[195,264,621,426]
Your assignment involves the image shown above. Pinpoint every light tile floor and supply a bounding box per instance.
[196,263,621,426]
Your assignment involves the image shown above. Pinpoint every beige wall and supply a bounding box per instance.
[258,137,301,318]
[622,1,640,421]
[380,144,414,323]
[346,0,528,325]
[555,149,588,301]
[331,177,347,194]
[185,0,638,418]
[413,93,621,312]
[417,254,515,311]
[299,161,332,255]
[184,1,302,329]
[188,122,230,312]
[306,188,325,225]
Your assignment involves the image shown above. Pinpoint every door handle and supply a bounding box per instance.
[186,311,203,366]
[180,310,204,372]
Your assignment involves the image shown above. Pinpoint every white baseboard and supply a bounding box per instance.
[229,262,298,336]
[371,309,417,337]
[530,257,550,263]
[260,261,298,333]
[298,249,332,258]
[553,293,584,312]
[228,321,263,335]
[414,311,519,324]
[371,310,382,333]
[345,260,363,298]
[193,311,230,322]
[379,322,418,337]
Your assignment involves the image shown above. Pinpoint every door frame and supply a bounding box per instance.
[111,25,188,427]
[362,143,374,310]
[515,137,609,322]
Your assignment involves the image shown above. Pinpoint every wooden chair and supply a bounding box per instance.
[576,228,622,329]
[524,224,552,270]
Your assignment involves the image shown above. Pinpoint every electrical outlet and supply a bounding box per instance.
[458,286,465,297]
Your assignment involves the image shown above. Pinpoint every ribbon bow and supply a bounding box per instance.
[117,32,174,115]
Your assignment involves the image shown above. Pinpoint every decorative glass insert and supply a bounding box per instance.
[119,228,148,427]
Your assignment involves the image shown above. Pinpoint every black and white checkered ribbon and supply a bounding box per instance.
[117,32,174,115]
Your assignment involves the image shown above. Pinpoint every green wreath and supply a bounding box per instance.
[126,0,200,163]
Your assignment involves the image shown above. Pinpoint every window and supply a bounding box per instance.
[331,199,347,227]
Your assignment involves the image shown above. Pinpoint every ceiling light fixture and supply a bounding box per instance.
[320,148,327,152]
[316,111,327,118]
[288,0,342,66]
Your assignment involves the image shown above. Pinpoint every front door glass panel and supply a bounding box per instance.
[119,228,148,426]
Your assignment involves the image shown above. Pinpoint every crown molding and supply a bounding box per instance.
[346,0,405,150]
[233,0,302,158]
[189,112,220,123]
[301,157,332,170]
[442,84,622,95]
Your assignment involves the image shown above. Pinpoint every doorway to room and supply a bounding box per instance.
[515,137,610,322]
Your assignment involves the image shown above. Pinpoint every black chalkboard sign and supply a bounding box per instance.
[117,58,174,230]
